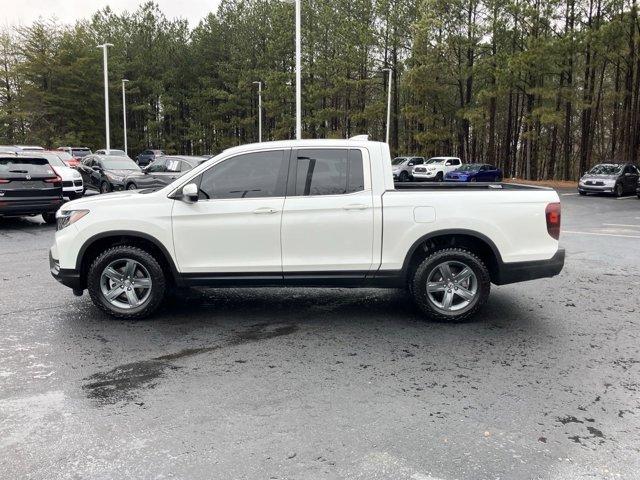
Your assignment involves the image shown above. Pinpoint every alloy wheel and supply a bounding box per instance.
[100,259,152,309]
[426,260,478,312]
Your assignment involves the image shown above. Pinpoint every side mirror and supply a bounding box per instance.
[408,162,415,167]
[182,183,199,203]
[445,162,452,166]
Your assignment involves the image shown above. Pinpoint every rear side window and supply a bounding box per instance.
[0,158,55,176]
[198,150,288,199]
[294,149,364,196]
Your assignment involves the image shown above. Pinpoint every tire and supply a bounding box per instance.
[399,171,409,182]
[435,172,443,182]
[87,245,166,319]
[410,247,491,323]
[579,190,587,196]
[100,181,111,194]
[470,177,477,183]
[615,183,624,197]
[127,183,137,190]
[42,212,57,224]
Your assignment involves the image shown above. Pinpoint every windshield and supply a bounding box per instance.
[392,157,407,166]
[588,164,622,175]
[457,164,482,172]
[56,152,73,161]
[100,157,140,170]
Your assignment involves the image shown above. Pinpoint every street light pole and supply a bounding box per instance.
[97,43,113,154]
[382,68,392,145]
[253,81,262,142]
[283,0,302,139]
[122,79,129,155]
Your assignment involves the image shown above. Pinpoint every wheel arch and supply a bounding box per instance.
[401,229,504,283]
[76,230,181,289]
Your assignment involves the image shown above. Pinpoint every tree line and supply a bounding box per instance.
[1,0,640,180]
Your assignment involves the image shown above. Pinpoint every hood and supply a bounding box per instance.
[63,190,143,209]
[106,169,139,177]
[52,165,81,181]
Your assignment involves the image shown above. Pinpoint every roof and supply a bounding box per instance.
[220,139,385,157]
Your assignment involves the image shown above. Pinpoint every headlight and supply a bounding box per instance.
[106,173,124,182]
[72,171,81,179]
[56,209,89,231]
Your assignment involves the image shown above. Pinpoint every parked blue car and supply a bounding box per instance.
[445,163,503,182]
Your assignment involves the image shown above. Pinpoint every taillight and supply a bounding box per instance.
[0,179,9,184]
[545,202,561,240]
[45,175,62,184]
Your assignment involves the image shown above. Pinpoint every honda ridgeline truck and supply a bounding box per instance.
[50,138,564,322]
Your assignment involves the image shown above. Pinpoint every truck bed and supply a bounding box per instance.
[393,181,550,191]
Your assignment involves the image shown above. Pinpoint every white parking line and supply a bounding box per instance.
[561,193,579,196]
[602,223,640,228]
[563,230,640,239]
[616,196,636,200]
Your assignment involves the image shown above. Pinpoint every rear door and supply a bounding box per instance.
[281,148,374,277]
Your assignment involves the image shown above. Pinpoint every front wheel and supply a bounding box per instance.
[435,172,443,182]
[615,183,624,197]
[87,245,166,319]
[100,181,112,194]
[127,183,137,191]
[579,190,587,196]
[399,171,409,182]
[410,248,491,322]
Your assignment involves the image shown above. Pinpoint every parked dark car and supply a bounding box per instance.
[445,163,503,182]
[124,155,209,190]
[578,163,639,197]
[136,149,165,167]
[0,155,63,224]
[56,147,92,168]
[77,154,141,194]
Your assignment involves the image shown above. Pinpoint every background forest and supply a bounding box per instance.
[1,0,640,180]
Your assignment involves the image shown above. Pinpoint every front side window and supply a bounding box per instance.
[198,150,288,200]
[294,149,364,196]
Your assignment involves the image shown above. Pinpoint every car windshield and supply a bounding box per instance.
[56,152,73,161]
[392,157,407,166]
[588,164,622,175]
[101,157,141,170]
[457,164,482,172]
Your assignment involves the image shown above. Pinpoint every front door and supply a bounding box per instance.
[171,149,290,274]
[281,148,374,277]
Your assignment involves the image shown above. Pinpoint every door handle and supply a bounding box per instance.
[343,204,369,211]
[253,207,279,214]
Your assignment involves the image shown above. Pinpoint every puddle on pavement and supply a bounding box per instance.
[82,322,298,405]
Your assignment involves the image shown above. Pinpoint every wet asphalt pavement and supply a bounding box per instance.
[1,190,639,480]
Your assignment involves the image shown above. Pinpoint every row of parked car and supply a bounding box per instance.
[391,156,504,183]
[0,144,211,223]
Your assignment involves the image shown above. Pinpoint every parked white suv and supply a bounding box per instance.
[50,139,564,322]
[412,156,462,182]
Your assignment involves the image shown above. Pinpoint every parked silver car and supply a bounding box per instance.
[578,163,639,197]
[391,156,425,182]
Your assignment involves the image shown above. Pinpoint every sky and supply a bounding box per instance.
[0,0,223,27]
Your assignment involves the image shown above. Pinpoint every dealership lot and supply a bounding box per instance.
[1,191,639,479]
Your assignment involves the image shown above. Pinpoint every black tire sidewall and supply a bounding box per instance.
[87,245,166,319]
[101,182,111,194]
[411,248,491,322]
[400,171,409,182]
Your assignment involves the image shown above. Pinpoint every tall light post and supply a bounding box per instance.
[97,43,113,154]
[382,67,392,145]
[253,81,263,143]
[283,0,302,140]
[122,79,129,155]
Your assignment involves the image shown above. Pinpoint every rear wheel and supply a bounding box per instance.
[42,212,56,224]
[87,245,166,319]
[410,248,491,322]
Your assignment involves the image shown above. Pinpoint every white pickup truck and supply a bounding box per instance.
[50,138,564,322]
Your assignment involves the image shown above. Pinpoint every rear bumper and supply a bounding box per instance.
[0,197,64,216]
[494,248,565,285]
[49,250,82,290]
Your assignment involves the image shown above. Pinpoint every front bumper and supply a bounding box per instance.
[494,248,565,285]
[578,183,614,193]
[49,249,83,290]
[412,171,438,180]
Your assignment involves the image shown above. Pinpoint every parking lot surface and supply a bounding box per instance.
[1,190,639,480]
